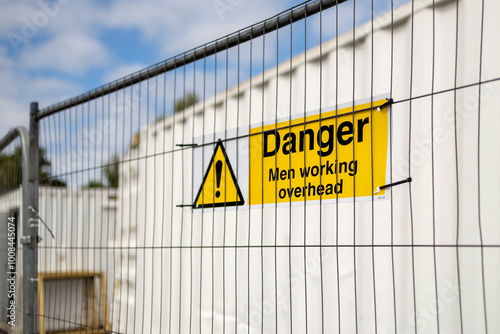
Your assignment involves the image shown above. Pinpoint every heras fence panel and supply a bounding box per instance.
[0,125,38,334]
[31,0,500,333]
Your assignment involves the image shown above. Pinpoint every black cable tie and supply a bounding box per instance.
[374,177,412,194]
[177,204,195,208]
[176,143,198,147]
[377,98,394,111]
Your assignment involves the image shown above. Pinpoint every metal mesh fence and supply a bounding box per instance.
[2,0,500,332]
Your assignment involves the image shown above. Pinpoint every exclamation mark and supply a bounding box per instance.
[215,160,222,198]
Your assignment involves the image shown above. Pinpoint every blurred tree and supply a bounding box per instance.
[103,155,119,188]
[83,155,119,188]
[174,93,199,113]
[0,149,21,194]
[0,147,66,195]
[155,92,199,123]
[83,180,104,188]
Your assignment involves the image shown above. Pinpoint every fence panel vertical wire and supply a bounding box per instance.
[453,0,465,332]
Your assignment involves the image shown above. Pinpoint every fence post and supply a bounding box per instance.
[23,102,39,333]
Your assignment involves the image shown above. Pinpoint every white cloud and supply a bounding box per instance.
[103,0,178,37]
[0,43,83,135]
[1,0,106,57]
[102,63,148,83]
[28,77,81,104]
[21,33,109,75]
[0,0,41,36]
[100,0,289,57]
[0,96,28,137]
[0,0,308,139]
[0,70,83,131]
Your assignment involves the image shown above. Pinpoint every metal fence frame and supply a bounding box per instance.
[0,105,39,334]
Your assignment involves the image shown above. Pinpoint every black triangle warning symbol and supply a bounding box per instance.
[193,140,244,209]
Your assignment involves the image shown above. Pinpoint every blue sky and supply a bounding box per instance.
[0,0,407,137]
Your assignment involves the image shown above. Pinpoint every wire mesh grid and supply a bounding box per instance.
[9,0,500,333]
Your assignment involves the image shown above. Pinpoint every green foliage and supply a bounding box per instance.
[0,147,66,195]
[0,146,119,192]
[38,147,64,186]
[83,155,119,189]
[103,155,119,188]
[155,93,199,124]
[0,149,22,194]
[174,93,199,113]
[83,180,105,188]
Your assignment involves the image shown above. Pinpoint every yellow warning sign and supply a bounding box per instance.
[248,98,390,205]
[193,140,244,208]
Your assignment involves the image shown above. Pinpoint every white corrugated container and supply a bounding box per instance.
[0,186,117,332]
[37,186,118,331]
[113,0,500,333]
